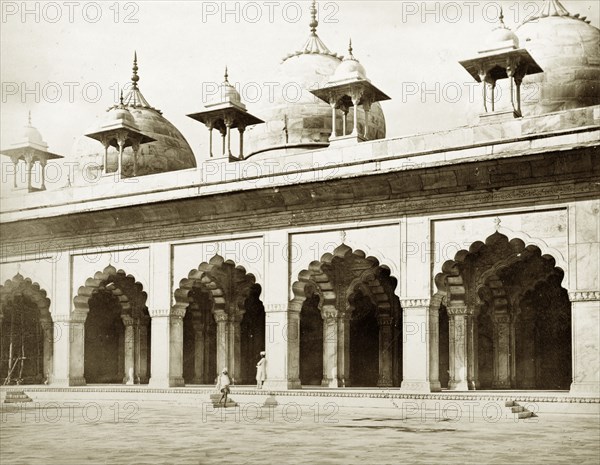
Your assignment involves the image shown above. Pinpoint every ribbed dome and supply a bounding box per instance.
[72,53,197,180]
[206,70,244,108]
[516,14,600,114]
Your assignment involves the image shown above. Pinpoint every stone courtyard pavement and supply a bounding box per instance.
[1,399,599,465]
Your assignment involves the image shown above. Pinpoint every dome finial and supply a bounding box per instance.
[224,66,229,83]
[28,110,32,126]
[120,89,124,105]
[132,51,140,90]
[499,7,505,25]
[348,38,353,57]
[309,0,318,35]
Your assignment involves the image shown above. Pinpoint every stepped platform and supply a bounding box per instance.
[1,385,598,416]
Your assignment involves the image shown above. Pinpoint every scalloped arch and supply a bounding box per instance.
[290,243,398,315]
[173,254,258,315]
[0,273,52,321]
[73,265,148,316]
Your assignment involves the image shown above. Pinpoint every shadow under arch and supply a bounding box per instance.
[0,273,53,385]
[431,232,571,391]
[291,243,401,388]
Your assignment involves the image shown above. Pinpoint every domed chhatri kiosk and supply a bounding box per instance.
[0,0,599,402]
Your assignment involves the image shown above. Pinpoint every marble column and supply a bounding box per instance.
[192,319,205,384]
[428,303,441,391]
[39,317,53,383]
[227,312,242,382]
[337,311,350,387]
[322,309,339,387]
[168,308,185,386]
[214,310,229,375]
[400,300,431,392]
[121,315,135,384]
[447,305,470,391]
[51,312,87,386]
[492,313,512,389]
[377,314,393,387]
[466,309,480,390]
[138,315,150,383]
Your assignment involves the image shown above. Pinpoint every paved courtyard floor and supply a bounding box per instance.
[1,399,599,465]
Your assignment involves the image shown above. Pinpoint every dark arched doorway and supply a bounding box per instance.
[240,284,265,384]
[85,290,124,383]
[349,289,379,387]
[299,293,323,386]
[183,287,217,384]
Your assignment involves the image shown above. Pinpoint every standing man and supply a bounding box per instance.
[256,351,266,389]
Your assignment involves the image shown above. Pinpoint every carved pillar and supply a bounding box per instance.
[428,303,441,391]
[168,308,185,386]
[121,315,135,384]
[447,305,471,391]
[238,126,246,160]
[11,158,18,188]
[39,317,53,383]
[329,100,337,139]
[569,292,600,396]
[336,311,350,387]
[466,307,480,390]
[39,160,47,191]
[350,94,361,137]
[227,312,242,381]
[116,131,127,176]
[377,314,393,387]
[138,315,150,383]
[207,122,214,158]
[224,117,233,158]
[214,310,228,374]
[25,156,33,192]
[322,309,339,387]
[220,128,226,158]
[492,313,512,388]
[192,318,205,384]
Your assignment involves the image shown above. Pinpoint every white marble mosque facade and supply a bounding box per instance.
[0,1,599,397]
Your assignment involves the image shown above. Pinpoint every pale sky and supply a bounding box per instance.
[1,0,598,162]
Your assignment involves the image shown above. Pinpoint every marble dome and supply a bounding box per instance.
[72,55,196,180]
[244,13,385,158]
[516,4,600,115]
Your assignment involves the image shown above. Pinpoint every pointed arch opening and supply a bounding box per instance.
[0,274,52,385]
[74,265,150,384]
[174,255,264,385]
[291,244,401,388]
[433,232,571,391]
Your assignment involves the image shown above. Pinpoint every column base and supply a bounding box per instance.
[400,380,431,393]
[429,380,442,392]
[322,378,339,388]
[148,376,185,388]
[262,378,301,390]
[448,380,469,391]
[50,377,86,387]
[570,381,600,397]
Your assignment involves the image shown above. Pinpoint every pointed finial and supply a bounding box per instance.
[224,66,229,83]
[28,110,32,126]
[348,38,354,57]
[131,51,139,90]
[499,6,505,25]
[120,90,124,105]
[309,0,318,35]
[340,230,347,244]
